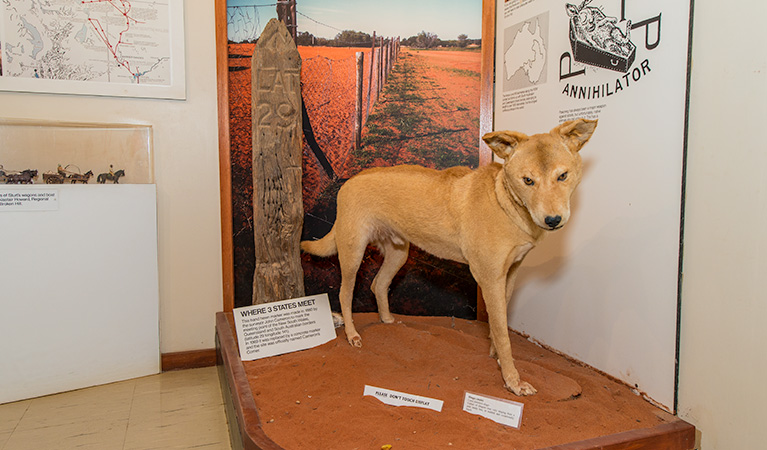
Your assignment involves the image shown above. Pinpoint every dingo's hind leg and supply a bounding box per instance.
[372,239,410,324]
[336,232,368,347]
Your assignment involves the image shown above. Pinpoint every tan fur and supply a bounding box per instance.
[301,119,598,396]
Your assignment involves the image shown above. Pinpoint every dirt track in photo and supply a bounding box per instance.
[350,48,481,172]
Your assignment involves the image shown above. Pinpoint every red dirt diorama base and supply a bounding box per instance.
[216,312,694,450]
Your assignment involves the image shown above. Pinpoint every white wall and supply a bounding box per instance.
[0,0,223,354]
[677,0,767,449]
[495,0,689,410]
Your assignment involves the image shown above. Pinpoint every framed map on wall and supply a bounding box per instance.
[0,0,186,99]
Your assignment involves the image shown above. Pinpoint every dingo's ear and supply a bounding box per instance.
[554,118,598,152]
[482,131,529,160]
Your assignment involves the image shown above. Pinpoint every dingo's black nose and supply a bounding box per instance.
[545,215,562,229]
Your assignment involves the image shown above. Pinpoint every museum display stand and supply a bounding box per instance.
[215,312,695,450]
[0,121,159,404]
[0,119,154,185]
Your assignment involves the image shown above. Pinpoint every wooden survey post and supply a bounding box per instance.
[251,19,304,305]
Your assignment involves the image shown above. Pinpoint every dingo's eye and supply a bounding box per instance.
[523,177,535,186]
[558,172,568,182]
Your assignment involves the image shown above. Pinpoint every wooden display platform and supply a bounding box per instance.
[216,312,695,450]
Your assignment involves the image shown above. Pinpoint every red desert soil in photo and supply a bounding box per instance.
[228,43,373,220]
[229,44,481,211]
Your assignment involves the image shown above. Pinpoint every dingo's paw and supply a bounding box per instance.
[331,312,344,328]
[506,380,537,396]
[347,333,362,348]
[380,314,395,324]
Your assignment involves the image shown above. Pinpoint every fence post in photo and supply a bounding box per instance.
[367,31,377,121]
[354,51,364,151]
[276,0,297,41]
[251,19,305,305]
[383,40,390,84]
[378,36,384,98]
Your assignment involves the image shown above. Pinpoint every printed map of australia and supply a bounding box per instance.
[503,14,549,91]
[1,0,172,85]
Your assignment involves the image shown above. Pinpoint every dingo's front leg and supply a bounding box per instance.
[489,259,523,359]
[484,281,536,395]
[474,243,536,395]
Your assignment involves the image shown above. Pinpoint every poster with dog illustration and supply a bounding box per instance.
[495,0,691,411]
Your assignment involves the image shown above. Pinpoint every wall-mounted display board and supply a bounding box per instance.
[0,119,153,185]
[0,184,160,404]
[0,0,186,99]
[494,0,691,411]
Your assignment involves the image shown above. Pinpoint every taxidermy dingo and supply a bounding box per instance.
[301,119,598,396]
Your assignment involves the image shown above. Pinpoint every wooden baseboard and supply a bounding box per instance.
[161,348,218,371]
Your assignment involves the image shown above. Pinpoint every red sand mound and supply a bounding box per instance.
[237,313,678,449]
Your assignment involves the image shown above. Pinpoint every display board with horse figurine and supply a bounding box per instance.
[2,164,126,184]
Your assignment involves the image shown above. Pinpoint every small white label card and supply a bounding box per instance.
[363,385,444,412]
[463,391,524,428]
[233,293,336,361]
[0,189,58,211]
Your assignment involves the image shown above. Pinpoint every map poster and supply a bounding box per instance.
[0,0,186,99]
[494,0,691,410]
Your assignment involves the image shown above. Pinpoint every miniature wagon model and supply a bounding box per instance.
[50,165,93,184]
[43,172,65,184]
[68,170,94,184]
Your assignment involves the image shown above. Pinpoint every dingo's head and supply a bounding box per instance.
[482,119,598,231]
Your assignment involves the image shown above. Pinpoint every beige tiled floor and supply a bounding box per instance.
[0,366,232,450]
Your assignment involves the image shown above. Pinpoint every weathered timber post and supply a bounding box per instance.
[251,18,304,305]
[354,51,364,151]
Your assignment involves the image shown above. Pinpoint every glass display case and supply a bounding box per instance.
[0,119,153,184]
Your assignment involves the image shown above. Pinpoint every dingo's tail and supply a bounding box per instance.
[300,227,337,257]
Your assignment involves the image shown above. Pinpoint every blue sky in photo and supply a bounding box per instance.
[226,0,482,42]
